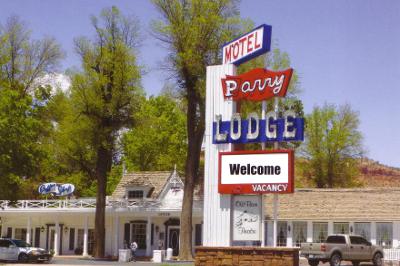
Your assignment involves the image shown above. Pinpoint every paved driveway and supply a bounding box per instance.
[0,257,194,266]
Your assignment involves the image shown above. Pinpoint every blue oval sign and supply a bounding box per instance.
[38,183,75,196]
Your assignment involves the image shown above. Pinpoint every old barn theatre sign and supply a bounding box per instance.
[233,195,262,241]
[221,68,293,101]
[222,24,272,65]
[219,150,294,194]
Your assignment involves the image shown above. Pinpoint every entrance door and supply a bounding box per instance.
[168,228,180,256]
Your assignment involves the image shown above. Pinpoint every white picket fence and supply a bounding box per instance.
[385,248,400,261]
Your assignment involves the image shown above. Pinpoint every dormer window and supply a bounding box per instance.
[128,190,144,199]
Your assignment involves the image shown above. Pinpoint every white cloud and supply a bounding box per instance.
[35,73,71,94]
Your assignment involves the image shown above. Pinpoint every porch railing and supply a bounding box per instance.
[0,198,163,210]
[384,248,400,261]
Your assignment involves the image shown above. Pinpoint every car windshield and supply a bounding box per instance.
[12,239,31,248]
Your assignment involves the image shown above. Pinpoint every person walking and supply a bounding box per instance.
[130,240,138,262]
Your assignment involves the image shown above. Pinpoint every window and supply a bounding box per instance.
[0,239,11,247]
[350,236,369,245]
[327,235,346,244]
[354,222,371,241]
[313,222,328,243]
[131,222,147,249]
[14,228,27,241]
[333,222,349,234]
[293,222,307,247]
[277,222,287,247]
[77,229,84,250]
[376,222,392,247]
[128,190,144,199]
[195,224,202,246]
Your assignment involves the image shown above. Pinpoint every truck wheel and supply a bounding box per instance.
[372,252,383,266]
[308,259,319,266]
[18,253,29,262]
[330,253,341,266]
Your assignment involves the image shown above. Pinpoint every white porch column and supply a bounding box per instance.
[328,221,334,235]
[371,222,377,245]
[393,222,400,248]
[113,215,120,256]
[306,221,313,242]
[287,221,293,247]
[83,216,89,257]
[74,227,78,252]
[349,222,355,235]
[0,222,5,237]
[203,64,236,246]
[146,217,152,256]
[11,227,15,239]
[26,217,32,244]
[54,219,60,256]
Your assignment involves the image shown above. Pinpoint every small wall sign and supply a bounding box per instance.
[38,183,75,196]
[222,24,272,65]
[233,195,261,241]
[219,150,294,194]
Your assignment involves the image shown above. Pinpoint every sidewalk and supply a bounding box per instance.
[0,256,194,266]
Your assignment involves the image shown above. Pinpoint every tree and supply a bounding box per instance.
[123,94,187,171]
[71,7,143,257]
[0,16,62,95]
[152,0,243,259]
[301,103,364,188]
[0,16,63,199]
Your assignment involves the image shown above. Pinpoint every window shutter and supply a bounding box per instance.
[124,223,130,247]
[195,224,202,246]
[34,228,41,247]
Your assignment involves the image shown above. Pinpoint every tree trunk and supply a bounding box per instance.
[93,145,111,258]
[178,86,203,260]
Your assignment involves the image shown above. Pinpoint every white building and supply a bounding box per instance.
[264,188,400,249]
[0,170,203,257]
[1,169,399,257]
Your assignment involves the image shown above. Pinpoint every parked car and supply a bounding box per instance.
[0,238,52,262]
[300,234,383,266]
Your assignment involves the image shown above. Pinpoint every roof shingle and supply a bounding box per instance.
[264,188,400,222]
[111,171,172,199]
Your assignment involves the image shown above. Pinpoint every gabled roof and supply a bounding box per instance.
[111,171,172,199]
[157,168,184,199]
[264,188,400,222]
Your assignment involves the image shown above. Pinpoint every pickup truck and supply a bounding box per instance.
[300,234,383,266]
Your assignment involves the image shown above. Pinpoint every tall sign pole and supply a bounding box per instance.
[203,64,236,246]
[203,23,303,248]
[273,97,279,247]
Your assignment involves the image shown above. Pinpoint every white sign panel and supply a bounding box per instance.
[219,150,294,194]
[222,24,272,65]
[233,195,261,241]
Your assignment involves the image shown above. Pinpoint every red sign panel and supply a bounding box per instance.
[218,150,294,194]
[221,68,293,101]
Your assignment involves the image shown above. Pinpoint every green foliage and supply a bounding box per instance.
[152,0,244,259]
[239,47,304,151]
[301,103,364,188]
[70,7,144,256]
[0,16,62,199]
[123,94,187,171]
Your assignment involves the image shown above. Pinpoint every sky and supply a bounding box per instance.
[1,0,400,168]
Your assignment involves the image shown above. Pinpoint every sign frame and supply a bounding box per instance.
[222,24,272,66]
[218,149,294,194]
